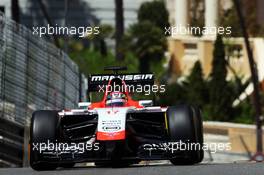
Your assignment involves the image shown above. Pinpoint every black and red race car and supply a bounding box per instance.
[30,67,203,170]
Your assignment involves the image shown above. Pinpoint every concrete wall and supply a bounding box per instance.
[204,121,264,154]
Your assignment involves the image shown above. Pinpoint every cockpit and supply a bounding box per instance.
[105,78,127,107]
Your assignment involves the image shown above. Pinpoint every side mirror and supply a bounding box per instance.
[139,100,153,107]
[78,102,91,109]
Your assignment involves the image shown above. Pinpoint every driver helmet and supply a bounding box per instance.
[106,92,127,107]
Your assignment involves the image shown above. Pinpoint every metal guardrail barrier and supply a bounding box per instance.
[0,13,82,167]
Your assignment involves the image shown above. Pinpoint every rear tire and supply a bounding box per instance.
[30,110,59,171]
[166,105,203,165]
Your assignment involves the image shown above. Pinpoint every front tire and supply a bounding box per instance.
[30,110,59,170]
[60,163,75,168]
[166,105,203,165]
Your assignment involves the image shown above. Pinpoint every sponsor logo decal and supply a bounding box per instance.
[102,126,121,132]
[90,74,154,82]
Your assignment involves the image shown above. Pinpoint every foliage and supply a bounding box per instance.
[69,41,139,102]
[122,0,169,77]
[189,0,204,37]
[137,0,169,30]
[220,5,242,37]
[69,48,114,76]
[185,61,208,107]
[157,81,188,106]
[232,99,254,124]
[158,61,207,110]
[69,44,138,76]
[207,35,232,121]
[87,24,114,41]
[68,21,138,76]
[157,35,256,124]
[124,21,167,74]
[87,24,114,55]
[220,2,264,37]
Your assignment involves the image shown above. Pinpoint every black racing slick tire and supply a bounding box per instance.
[30,110,59,171]
[192,106,204,163]
[166,105,203,165]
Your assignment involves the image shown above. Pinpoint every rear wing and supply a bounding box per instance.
[88,73,155,92]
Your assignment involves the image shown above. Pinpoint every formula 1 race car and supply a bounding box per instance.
[29,66,203,170]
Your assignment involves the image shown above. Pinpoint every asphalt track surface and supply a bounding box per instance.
[1,163,264,175]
